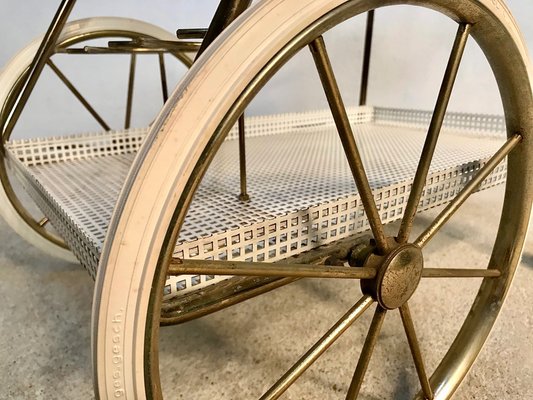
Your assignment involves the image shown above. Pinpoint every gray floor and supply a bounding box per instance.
[1,185,532,399]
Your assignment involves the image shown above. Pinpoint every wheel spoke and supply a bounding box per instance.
[397,23,471,243]
[359,10,375,106]
[158,53,169,103]
[260,296,374,400]
[309,36,389,254]
[422,268,500,278]
[168,258,377,279]
[125,53,137,129]
[415,134,521,247]
[399,303,434,400]
[346,305,387,399]
[47,60,110,130]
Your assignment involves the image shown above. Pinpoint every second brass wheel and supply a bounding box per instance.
[0,17,194,261]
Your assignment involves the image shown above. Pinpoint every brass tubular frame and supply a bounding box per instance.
[1,0,77,140]
[359,10,375,106]
[397,23,471,243]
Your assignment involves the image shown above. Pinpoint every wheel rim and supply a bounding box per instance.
[0,19,194,256]
[93,1,532,398]
[151,2,532,399]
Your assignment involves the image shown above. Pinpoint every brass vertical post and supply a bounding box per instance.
[193,0,253,201]
[125,54,137,129]
[238,113,249,201]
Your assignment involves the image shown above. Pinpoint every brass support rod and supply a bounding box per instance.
[309,36,389,254]
[346,305,387,399]
[196,0,252,60]
[359,10,375,106]
[400,303,434,400]
[47,60,110,130]
[109,37,200,49]
[125,53,137,129]
[158,53,169,103]
[238,113,249,201]
[397,23,471,243]
[59,45,200,55]
[176,28,208,40]
[168,258,377,279]
[422,268,501,278]
[106,37,201,53]
[415,134,521,248]
[2,0,77,140]
[260,296,374,400]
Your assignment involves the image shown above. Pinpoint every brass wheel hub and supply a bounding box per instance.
[361,240,424,310]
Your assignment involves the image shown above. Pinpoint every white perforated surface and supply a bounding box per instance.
[6,107,507,296]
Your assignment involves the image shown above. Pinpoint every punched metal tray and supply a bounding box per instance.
[6,106,507,299]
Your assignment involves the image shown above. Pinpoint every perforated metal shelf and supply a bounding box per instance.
[6,107,507,298]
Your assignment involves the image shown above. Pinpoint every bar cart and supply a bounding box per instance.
[0,0,531,399]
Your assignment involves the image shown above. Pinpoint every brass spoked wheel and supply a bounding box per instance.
[94,0,532,399]
[0,17,194,260]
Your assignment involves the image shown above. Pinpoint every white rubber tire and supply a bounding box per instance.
[93,1,532,399]
[0,17,181,262]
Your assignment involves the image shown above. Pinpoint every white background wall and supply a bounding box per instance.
[0,0,531,138]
